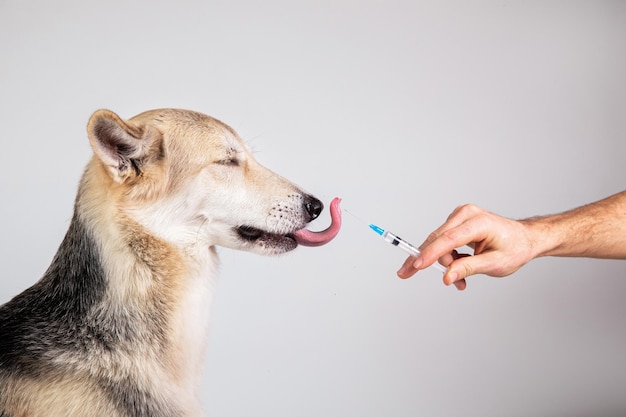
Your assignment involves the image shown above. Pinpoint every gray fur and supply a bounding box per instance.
[0,206,177,416]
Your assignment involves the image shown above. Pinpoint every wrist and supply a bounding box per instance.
[519,216,561,259]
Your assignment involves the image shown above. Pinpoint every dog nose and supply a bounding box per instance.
[303,195,323,221]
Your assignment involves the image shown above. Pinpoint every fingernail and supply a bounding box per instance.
[446,270,458,285]
[412,257,423,270]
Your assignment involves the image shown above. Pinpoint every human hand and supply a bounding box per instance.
[397,204,538,290]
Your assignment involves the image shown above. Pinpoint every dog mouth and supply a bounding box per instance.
[235,197,342,250]
[236,225,296,243]
[235,225,299,253]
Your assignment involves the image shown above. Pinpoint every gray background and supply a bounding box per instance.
[1,1,625,416]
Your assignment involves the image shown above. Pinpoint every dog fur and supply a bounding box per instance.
[0,109,324,417]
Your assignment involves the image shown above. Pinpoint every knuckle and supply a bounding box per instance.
[461,262,475,278]
[449,204,469,220]
[439,229,455,245]
[425,230,439,245]
[456,203,480,216]
[440,226,465,245]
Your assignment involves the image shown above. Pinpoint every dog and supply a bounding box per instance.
[0,109,341,417]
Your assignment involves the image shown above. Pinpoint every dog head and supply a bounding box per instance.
[85,108,324,256]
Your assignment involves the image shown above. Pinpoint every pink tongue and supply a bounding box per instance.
[293,197,342,247]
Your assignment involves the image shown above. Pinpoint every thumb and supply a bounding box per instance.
[444,252,506,285]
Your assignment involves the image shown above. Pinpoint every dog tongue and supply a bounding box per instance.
[294,197,342,247]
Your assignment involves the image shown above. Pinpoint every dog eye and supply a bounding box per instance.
[216,158,239,167]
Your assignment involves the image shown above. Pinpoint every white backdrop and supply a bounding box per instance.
[1,1,625,416]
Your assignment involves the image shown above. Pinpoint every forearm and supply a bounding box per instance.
[523,191,626,259]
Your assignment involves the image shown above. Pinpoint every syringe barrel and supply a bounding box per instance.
[382,231,420,256]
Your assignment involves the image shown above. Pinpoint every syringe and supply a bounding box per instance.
[369,224,448,274]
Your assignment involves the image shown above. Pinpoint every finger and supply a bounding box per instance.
[446,250,515,282]
[397,255,418,279]
[438,249,469,268]
[442,267,466,289]
[414,205,488,271]
[437,250,457,268]
[453,278,467,291]
[420,204,480,248]
[416,220,488,272]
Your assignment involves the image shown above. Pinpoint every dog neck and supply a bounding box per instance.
[40,161,217,410]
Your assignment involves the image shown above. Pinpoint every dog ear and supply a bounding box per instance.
[87,109,162,183]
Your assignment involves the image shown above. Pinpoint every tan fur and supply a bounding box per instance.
[2,374,121,417]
